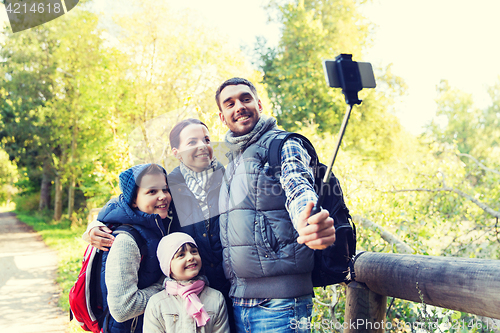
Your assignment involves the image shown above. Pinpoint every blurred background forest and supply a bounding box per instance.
[1,0,499,331]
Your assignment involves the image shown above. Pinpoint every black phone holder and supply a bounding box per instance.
[335,54,363,106]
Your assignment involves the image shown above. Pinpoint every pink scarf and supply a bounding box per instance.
[165,280,210,327]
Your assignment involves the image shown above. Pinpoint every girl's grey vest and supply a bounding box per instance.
[219,128,314,299]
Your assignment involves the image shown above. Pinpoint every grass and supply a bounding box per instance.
[11,209,89,333]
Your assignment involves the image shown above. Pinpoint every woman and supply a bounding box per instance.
[166,118,234,331]
[167,119,227,295]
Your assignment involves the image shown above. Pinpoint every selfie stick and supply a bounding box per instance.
[310,103,355,215]
[310,54,373,216]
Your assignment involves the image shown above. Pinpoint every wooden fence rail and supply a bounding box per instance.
[344,252,500,332]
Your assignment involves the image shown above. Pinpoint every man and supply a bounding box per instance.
[216,77,335,333]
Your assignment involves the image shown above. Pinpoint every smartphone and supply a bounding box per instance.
[322,59,376,89]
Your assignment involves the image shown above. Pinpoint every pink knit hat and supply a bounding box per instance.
[157,232,198,278]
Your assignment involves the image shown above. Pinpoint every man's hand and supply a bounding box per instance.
[89,226,115,251]
[297,202,335,250]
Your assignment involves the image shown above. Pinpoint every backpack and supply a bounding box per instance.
[268,132,357,288]
[69,224,146,333]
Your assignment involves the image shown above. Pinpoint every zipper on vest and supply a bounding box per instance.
[167,217,174,235]
[130,316,138,333]
[155,217,165,237]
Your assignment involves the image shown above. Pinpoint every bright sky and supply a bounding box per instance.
[3,0,500,135]
[362,0,500,134]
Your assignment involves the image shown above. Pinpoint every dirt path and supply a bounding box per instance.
[0,212,68,333]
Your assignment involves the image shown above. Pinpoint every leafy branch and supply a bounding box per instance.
[352,215,413,254]
[388,186,500,219]
[443,225,496,255]
[458,153,500,176]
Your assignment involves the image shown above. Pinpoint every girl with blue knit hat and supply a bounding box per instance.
[144,232,229,332]
[92,163,179,333]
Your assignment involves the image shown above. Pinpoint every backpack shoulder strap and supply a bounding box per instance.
[268,132,318,176]
[113,224,147,256]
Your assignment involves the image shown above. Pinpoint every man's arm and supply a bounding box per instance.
[279,138,335,250]
[83,220,115,251]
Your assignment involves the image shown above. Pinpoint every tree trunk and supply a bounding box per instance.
[67,117,77,218]
[67,176,75,217]
[53,174,62,221]
[39,160,51,211]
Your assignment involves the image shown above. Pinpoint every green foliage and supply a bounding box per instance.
[257,0,407,162]
[0,7,127,216]
[259,0,367,131]
[429,79,500,161]
[2,0,499,328]
[311,285,346,332]
[423,80,500,259]
[102,0,264,175]
[0,148,18,203]
[12,168,36,195]
[45,9,129,215]
[0,21,57,196]
[13,191,41,213]
[429,80,481,156]
[1,1,258,216]
[297,99,499,325]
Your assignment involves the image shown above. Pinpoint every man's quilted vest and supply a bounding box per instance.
[219,128,314,299]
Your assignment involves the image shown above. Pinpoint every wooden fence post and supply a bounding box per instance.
[353,252,500,319]
[345,281,387,333]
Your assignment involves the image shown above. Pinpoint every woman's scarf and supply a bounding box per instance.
[179,159,217,221]
[165,279,210,327]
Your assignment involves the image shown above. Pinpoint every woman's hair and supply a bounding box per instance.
[169,118,209,149]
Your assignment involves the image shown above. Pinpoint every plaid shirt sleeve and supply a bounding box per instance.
[280,137,318,229]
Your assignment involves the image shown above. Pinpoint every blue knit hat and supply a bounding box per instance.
[119,163,167,205]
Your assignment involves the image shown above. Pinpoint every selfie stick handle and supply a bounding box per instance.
[311,103,355,216]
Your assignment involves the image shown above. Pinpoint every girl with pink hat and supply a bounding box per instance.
[144,232,229,332]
